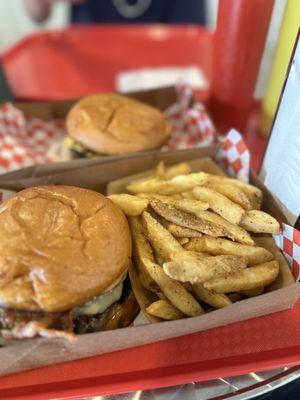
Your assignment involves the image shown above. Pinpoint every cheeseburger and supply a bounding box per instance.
[48,92,171,161]
[0,186,138,340]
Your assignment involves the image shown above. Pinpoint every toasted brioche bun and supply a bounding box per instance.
[66,93,171,155]
[0,186,131,313]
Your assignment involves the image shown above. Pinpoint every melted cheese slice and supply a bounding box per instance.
[72,280,123,316]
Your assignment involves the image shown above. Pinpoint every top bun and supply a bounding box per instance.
[0,186,131,313]
[66,93,171,155]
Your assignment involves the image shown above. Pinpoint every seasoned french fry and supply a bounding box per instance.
[138,193,209,212]
[195,210,254,245]
[241,287,264,297]
[146,299,185,320]
[148,197,253,245]
[149,199,230,238]
[177,237,190,245]
[167,223,202,238]
[143,258,204,316]
[206,181,253,210]
[204,261,280,293]
[108,194,148,216]
[207,175,263,210]
[163,252,248,283]
[240,210,281,234]
[185,236,273,266]
[142,211,183,261]
[128,217,159,292]
[192,283,232,308]
[127,172,208,195]
[193,186,245,224]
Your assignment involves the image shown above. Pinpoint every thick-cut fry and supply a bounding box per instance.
[181,191,195,199]
[204,261,280,293]
[240,210,281,234]
[138,193,209,212]
[162,162,192,179]
[148,197,253,245]
[153,250,165,266]
[192,283,232,308]
[206,181,253,210]
[193,186,245,224]
[207,175,263,209]
[143,258,204,316]
[185,236,273,265]
[128,217,159,292]
[177,237,190,245]
[108,194,148,216]
[163,252,248,283]
[155,161,166,178]
[146,299,185,320]
[167,223,202,238]
[149,199,230,238]
[241,287,264,297]
[193,210,254,245]
[127,172,208,195]
[142,211,183,261]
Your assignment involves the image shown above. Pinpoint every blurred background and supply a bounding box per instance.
[0,0,286,98]
[0,0,299,167]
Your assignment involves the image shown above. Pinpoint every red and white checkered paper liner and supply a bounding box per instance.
[0,103,65,173]
[273,224,300,281]
[163,80,216,150]
[216,128,250,182]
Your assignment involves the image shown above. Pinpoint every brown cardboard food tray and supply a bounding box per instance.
[0,86,298,376]
[0,146,299,376]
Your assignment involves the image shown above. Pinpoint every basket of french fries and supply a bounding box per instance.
[107,156,295,323]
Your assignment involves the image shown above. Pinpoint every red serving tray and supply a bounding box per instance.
[1,25,212,101]
[1,299,300,400]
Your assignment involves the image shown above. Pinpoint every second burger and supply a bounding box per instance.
[63,92,172,159]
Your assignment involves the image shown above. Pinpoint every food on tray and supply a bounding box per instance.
[127,172,208,195]
[142,211,183,262]
[207,175,263,210]
[142,258,204,317]
[163,252,248,284]
[0,186,138,340]
[203,261,280,292]
[146,299,185,320]
[108,159,287,322]
[108,194,149,216]
[240,210,281,234]
[156,162,192,179]
[185,236,274,265]
[166,223,203,238]
[193,186,245,224]
[66,93,171,157]
[192,283,232,309]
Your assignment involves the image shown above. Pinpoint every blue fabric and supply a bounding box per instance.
[256,378,300,400]
[71,0,205,24]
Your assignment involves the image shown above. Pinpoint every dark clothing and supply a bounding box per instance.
[72,0,205,25]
